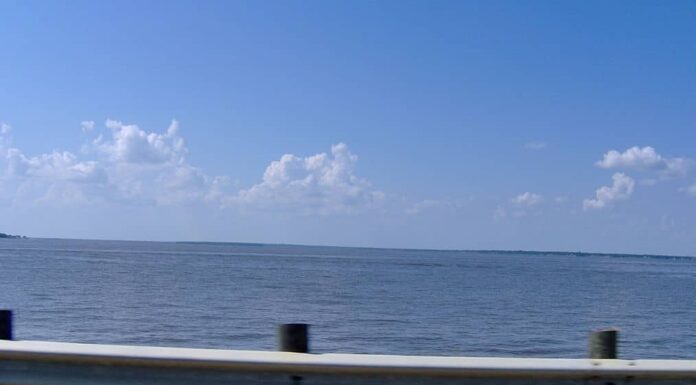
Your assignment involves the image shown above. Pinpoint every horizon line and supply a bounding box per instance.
[6,235,695,260]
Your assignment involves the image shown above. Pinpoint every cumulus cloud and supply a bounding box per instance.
[596,146,690,178]
[80,121,95,133]
[5,148,106,183]
[95,119,186,165]
[583,173,635,210]
[511,192,543,206]
[524,141,546,150]
[232,143,383,214]
[0,123,10,135]
[0,120,219,206]
[0,120,382,213]
[597,146,662,169]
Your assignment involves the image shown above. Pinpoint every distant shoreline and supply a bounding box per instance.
[175,241,696,261]
[7,236,694,260]
[0,233,25,239]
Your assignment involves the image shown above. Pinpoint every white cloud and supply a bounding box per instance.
[684,183,696,197]
[583,173,635,210]
[1,120,219,206]
[596,146,690,178]
[153,165,225,205]
[80,121,95,133]
[0,123,10,135]
[2,147,110,206]
[524,141,546,150]
[511,192,543,206]
[95,119,186,165]
[232,143,382,214]
[494,192,544,220]
[597,146,662,169]
[5,148,106,183]
[1,120,382,213]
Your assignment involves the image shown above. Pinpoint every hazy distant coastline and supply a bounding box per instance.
[174,239,694,260]
[0,233,25,239]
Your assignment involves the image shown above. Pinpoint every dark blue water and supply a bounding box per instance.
[1,238,695,359]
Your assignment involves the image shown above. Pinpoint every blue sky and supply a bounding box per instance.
[1,1,695,255]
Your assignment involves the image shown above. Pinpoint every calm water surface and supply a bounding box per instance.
[1,238,695,358]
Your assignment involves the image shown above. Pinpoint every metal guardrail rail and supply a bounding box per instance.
[1,340,696,385]
[1,313,694,384]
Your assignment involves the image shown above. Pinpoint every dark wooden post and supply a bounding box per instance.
[0,310,12,340]
[278,323,309,353]
[589,328,618,359]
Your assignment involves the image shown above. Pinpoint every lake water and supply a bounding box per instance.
[1,238,695,359]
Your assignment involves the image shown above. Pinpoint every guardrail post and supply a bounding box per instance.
[0,310,12,340]
[589,328,618,359]
[278,323,309,353]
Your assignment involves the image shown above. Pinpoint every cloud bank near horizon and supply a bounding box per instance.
[0,120,382,214]
[2,121,695,221]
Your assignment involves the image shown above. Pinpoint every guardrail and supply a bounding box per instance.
[1,310,694,384]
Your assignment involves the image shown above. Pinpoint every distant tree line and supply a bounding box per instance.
[0,233,24,239]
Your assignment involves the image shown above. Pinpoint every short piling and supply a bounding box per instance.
[589,328,618,359]
[278,323,309,353]
[0,310,12,340]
